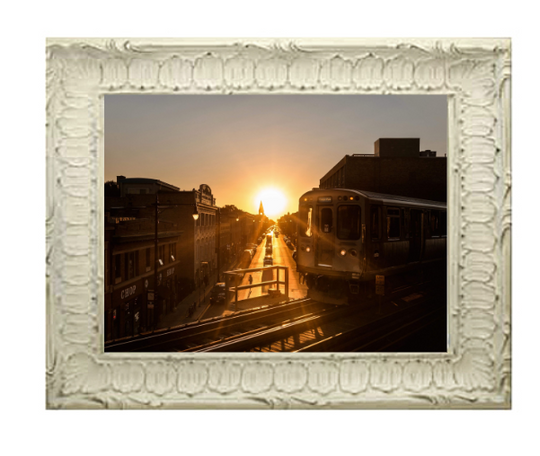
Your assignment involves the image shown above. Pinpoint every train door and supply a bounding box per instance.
[409,209,423,261]
[369,205,382,269]
[316,206,335,267]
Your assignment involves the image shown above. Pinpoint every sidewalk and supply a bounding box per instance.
[154,256,293,330]
[155,277,216,330]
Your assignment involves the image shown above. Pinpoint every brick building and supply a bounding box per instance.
[105,193,184,340]
[105,178,219,340]
[320,138,447,202]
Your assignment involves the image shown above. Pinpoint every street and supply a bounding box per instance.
[236,231,307,301]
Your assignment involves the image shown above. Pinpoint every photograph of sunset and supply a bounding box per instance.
[104,94,448,352]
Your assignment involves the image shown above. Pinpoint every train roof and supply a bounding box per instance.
[301,188,446,209]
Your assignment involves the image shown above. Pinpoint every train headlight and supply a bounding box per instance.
[350,249,358,257]
[340,249,347,256]
[305,246,311,253]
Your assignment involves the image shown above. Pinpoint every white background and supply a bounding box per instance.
[2,2,535,455]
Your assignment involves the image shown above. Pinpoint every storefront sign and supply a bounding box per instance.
[121,284,137,300]
[112,278,144,303]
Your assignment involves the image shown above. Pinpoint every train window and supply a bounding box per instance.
[386,207,401,240]
[402,208,409,239]
[430,210,442,237]
[299,206,313,237]
[320,208,333,233]
[440,211,447,236]
[370,206,380,240]
[337,205,361,240]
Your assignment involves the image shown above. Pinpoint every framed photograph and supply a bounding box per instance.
[46,38,511,409]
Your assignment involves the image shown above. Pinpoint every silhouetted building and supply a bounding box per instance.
[320,138,446,202]
[105,191,183,340]
[116,176,179,196]
[105,178,220,340]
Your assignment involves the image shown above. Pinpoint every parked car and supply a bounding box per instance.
[209,283,226,305]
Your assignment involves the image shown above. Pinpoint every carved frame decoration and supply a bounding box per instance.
[46,38,511,409]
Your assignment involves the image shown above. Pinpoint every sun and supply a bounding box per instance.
[255,188,287,218]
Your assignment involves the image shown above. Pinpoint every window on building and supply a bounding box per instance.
[337,205,361,240]
[159,245,165,265]
[170,243,176,262]
[145,248,151,271]
[114,254,122,282]
[386,207,401,240]
[134,250,139,276]
[123,251,139,280]
[124,252,130,279]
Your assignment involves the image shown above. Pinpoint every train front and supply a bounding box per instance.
[296,188,366,305]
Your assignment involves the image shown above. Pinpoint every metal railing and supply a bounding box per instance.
[223,265,290,304]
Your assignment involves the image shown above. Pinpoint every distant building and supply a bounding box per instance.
[320,138,446,202]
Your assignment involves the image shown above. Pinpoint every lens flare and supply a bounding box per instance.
[255,188,287,217]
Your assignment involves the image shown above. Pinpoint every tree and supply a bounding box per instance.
[220,204,243,218]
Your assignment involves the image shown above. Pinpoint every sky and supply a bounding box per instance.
[105,94,447,217]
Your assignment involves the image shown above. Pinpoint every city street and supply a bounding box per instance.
[236,232,307,302]
[201,231,307,320]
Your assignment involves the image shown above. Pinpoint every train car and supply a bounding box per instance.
[297,188,446,304]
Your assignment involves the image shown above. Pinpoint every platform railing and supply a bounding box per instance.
[223,265,289,305]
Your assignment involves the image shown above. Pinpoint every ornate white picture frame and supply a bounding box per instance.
[46,38,511,409]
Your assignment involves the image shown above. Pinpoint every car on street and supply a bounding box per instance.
[263,256,273,266]
[210,282,226,305]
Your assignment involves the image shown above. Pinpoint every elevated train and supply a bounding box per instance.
[296,188,446,304]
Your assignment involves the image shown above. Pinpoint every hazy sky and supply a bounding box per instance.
[105,94,447,216]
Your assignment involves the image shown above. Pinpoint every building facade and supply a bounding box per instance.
[105,194,183,340]
[320,138,447,202]
[105,178,220,341]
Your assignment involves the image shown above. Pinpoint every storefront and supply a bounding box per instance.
[106,277,146,340]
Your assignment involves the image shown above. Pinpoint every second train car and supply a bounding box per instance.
[296,188,447,304]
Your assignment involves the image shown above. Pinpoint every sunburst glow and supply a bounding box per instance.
[255,188,287,217]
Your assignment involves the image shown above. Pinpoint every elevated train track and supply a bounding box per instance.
[105,278,446,353]
[105,298,326,352]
